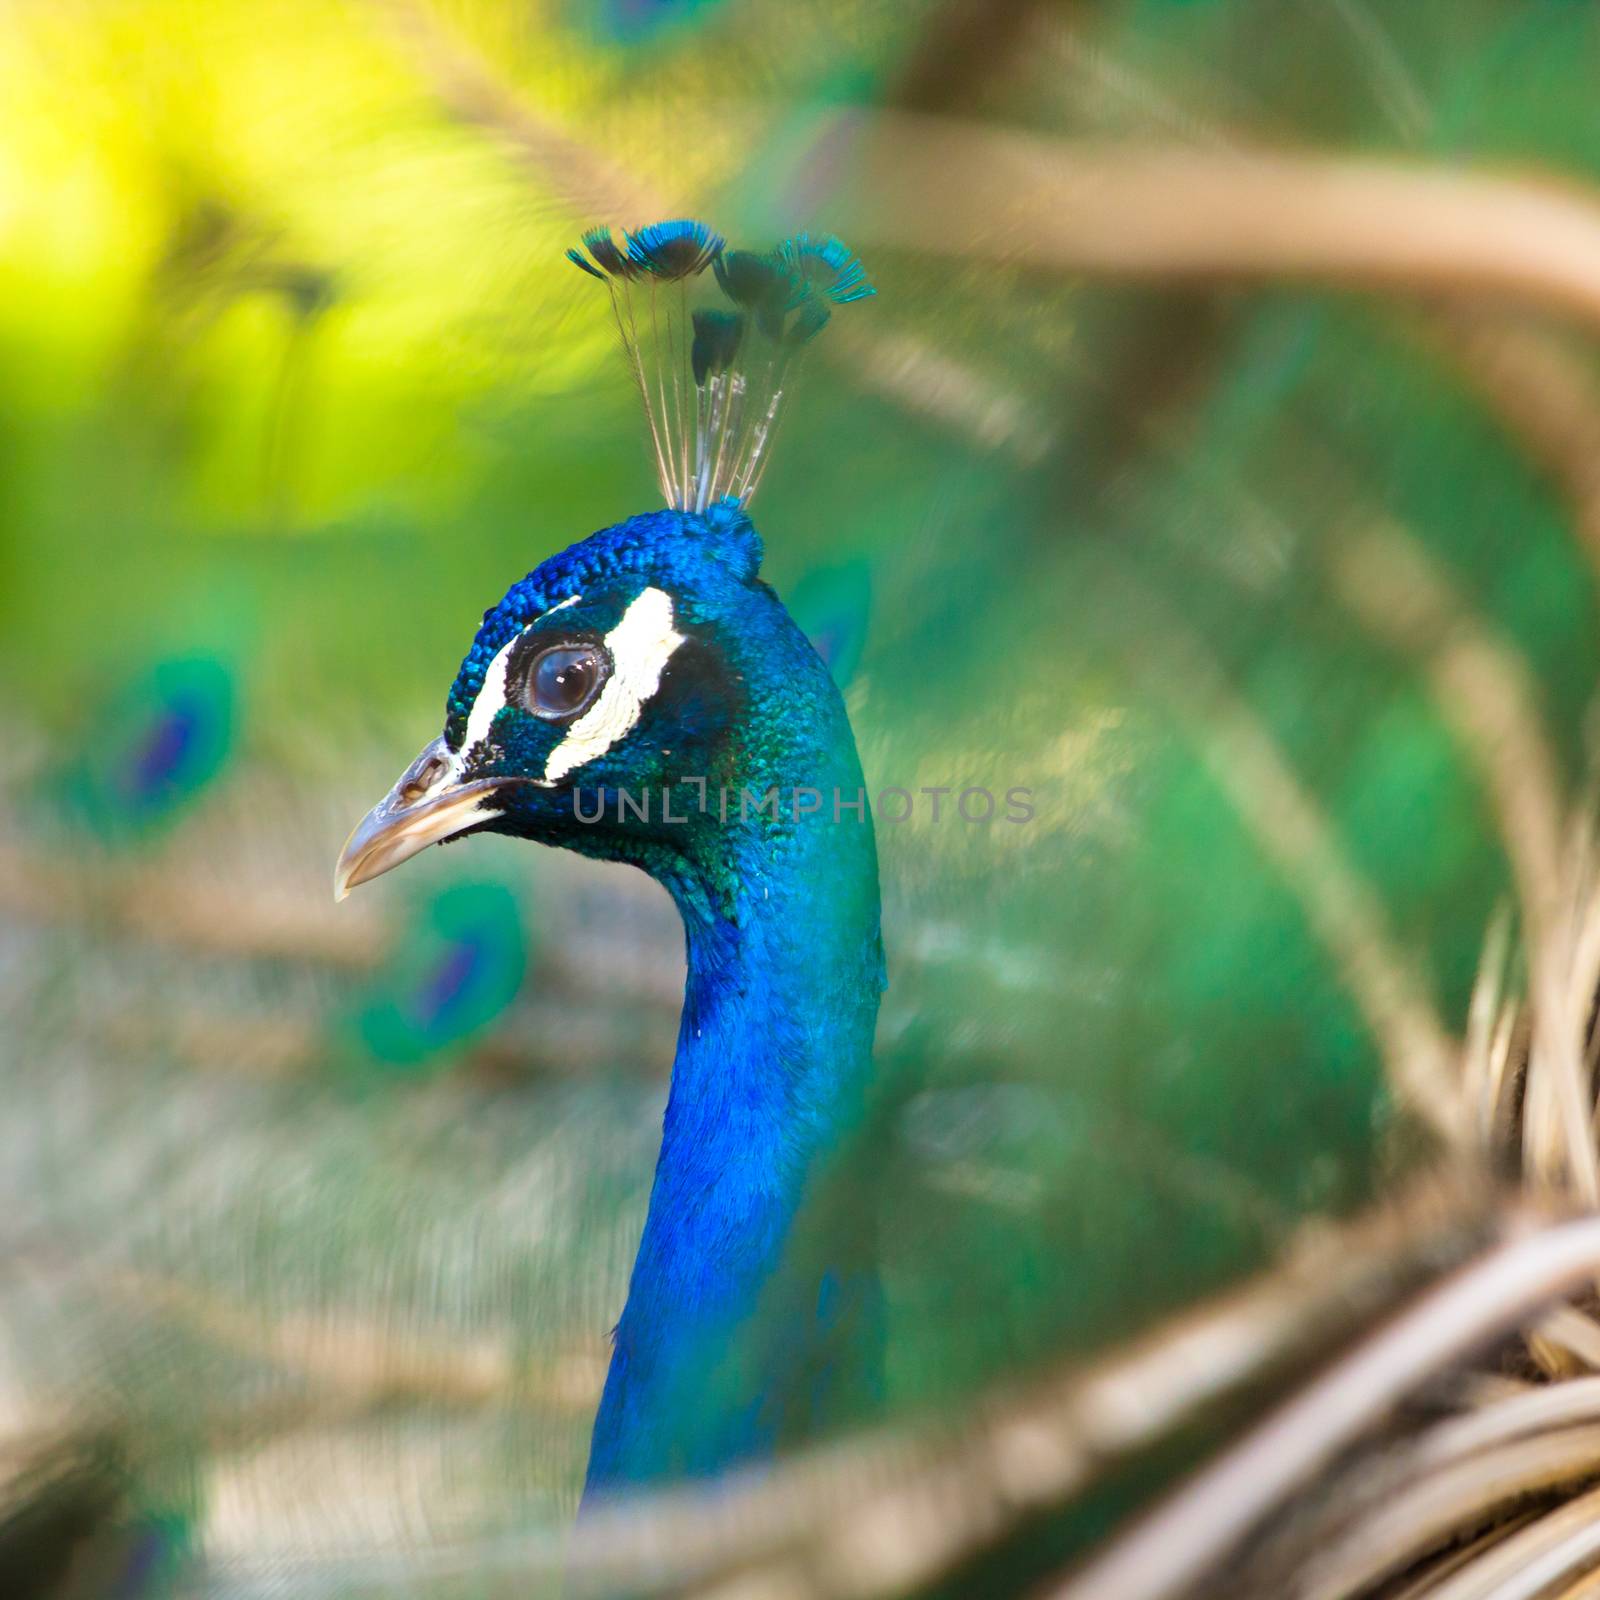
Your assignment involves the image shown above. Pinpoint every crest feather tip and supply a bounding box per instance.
[567,220,874,511]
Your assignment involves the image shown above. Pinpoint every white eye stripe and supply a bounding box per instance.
[459,637,518,758]
[451,595,582,776]
[543,588,684,783]
[448,589,684,787]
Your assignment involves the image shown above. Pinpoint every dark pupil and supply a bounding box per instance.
[532,647,599,716]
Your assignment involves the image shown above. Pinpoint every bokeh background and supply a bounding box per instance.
[6,1,1600,1593]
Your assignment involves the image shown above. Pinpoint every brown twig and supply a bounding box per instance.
[825,118,1600,338]
[1324,524,1595,1203]
[1044,1208,1600,1600]
[1424,310,1600,586]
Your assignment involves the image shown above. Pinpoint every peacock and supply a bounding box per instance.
[334,218,886,1493]
[19,5,1600,1597]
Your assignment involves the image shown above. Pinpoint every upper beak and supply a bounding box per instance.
[334,736,503,901]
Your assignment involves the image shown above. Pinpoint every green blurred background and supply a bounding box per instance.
[4,0,1600,1582]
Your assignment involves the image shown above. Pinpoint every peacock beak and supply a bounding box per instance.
[333,736,503,901]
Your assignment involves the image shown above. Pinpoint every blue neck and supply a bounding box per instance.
[583,798,884,1495]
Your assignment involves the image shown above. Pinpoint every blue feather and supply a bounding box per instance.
[484,509,883,1492]
[349,425,885,1501]
[625,218,724,279]
[565,221,875,509]
[571,224,641,280]
[778,232,876,304]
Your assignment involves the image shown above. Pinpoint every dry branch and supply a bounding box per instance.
[830,119,1600,339]
[1325,524,1594,1203]
[1047,1210,1600,1600]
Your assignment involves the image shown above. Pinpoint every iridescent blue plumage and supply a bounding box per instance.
[338,221,881,1501]
[778,232,876,304]
[431,503,889,1489]
[624,218,724,279]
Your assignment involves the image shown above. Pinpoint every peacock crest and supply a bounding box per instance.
[567,219,874,512]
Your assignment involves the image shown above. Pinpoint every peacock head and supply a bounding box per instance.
[335,220,874,913]
[335,502,842,910]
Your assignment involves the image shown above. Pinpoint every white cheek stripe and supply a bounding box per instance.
[544,587,684,784]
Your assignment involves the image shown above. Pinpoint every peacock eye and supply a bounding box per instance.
[521,642,608,721]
